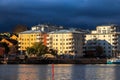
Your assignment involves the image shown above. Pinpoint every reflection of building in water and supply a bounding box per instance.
[17,65,39,80]
[84,65,116,80]
[53,64,72,80]
[17,65,48,80]
[84,24,120,57]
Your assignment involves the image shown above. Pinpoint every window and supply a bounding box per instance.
[102,30,106,33]
[98,30,101,33]
[69,38,72,40]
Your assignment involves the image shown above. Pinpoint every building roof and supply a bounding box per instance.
[48,29,83,34]
[19,30,44,34]
[5,39,18,45]
[96,24,118,27]
[0,35,9,39]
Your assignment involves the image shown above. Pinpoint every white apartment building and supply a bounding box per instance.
[47,30,84,56]
[84,24,120,57]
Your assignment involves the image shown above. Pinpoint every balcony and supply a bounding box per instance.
[36,36,43,39]
[36,40,40,42]
[113,34,117,36]
[111,30,116,33]
[111,26,116,30]
[18,48,21,50]
[112,37,118,40]
[112,46,117,50]
[112,42,118,45]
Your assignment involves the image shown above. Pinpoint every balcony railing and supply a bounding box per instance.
[112,42,118,45]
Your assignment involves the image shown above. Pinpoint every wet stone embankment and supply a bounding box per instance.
[24,58,107,64]
[0,58,107,64]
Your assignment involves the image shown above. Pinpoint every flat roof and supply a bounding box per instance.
[48,30,83,34]
[19,30,44,34]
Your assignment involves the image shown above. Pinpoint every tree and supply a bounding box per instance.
[26,47,35,56]
[26,42,58,57]
[32,42,48,56]
[0,42,9,54]
[26,42,48,57]
[49,49,58,57]
[13,24,29,33]
[95,46,104,57]
[8,45,19,54]
[84,50,96,58]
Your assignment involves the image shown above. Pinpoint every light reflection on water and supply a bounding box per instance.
[0,64,119,80]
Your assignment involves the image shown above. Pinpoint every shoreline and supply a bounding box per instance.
[1,58,107,64]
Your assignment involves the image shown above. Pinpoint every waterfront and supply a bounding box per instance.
[0,64,120,80]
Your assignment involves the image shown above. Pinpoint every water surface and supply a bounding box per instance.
[0,64,119,80]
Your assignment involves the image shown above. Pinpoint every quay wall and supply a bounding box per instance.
[25,58,107,64]
[0,58,107,64]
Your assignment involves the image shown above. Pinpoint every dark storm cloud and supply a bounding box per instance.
[1,0,120,32]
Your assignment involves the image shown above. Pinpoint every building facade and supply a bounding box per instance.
[47,30,84,56]
[18,30,47,51]
[84,25,120,57]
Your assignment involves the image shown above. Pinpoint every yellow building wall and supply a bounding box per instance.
[18,33,44,51]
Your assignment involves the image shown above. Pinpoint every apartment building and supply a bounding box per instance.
[47,30,84,56]
[18,30,47,51]
[84,24,120,57]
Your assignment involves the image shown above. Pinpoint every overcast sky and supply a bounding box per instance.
[0,0,120,32]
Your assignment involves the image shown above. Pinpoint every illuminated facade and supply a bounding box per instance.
[47,30,84,56]
[18,30,47,51]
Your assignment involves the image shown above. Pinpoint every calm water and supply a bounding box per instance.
[0,64,120,80]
